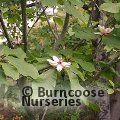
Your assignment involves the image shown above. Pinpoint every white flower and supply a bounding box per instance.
[47,56,71,72]
[0,38,7,45]
[45,7,58,15]
[94,25,114,36]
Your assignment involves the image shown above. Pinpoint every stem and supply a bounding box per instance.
[38,66,51,74]
[40,2,58,40]
[41,107,48,120]
[0,11,13,49]
[27,8,47,36]
[21,0,27,53]
[60,13,70,39]
[86,51,120,85]
[73,40,86,51]
[54,13,70,50]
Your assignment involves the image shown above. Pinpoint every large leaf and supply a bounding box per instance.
[69,64,85,81]
[6,56,39,79]
[41,0,58,6]
[66,69,89,106]
[66,69,81,90]
[35,69,57,89]
[2,63,19,80]
[73,26,96,40]
[102,36,120,49]
[100,3,120,13]
[64,1,85,23]
[3,46,26,59]
[87,101,101,112]
[74,59,95,72]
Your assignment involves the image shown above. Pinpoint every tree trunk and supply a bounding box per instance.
[110,63,120,120]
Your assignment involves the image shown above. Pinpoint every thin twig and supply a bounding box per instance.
[95,52,120,78]
[41,107,48,120]
[27,8,47,36]
[0,10,13,49]
[86,51,120,85]
[38,66,51,74]
[40,2,58,40]
[53,7,59,36]
[21,0,27,53]
[73,40,86,51]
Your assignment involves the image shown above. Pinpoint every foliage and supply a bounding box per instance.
[0,0,120,119]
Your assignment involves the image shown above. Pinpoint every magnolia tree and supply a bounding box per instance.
[0,0,120,120]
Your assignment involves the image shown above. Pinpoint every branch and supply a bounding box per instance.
[0,11,13,49]
[41,107,48,120]
[54,13,70,50]
[21,0,27,53]
[86,51,120,85]
[27,7,47,36]
[40,2,58,40]
[59,13,70,39]
[38,66,51,74]
[73,40,86,51]
[95,51,120,79]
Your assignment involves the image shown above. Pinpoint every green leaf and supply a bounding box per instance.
[114,12,120,22]
[59,49,73,57]
[68,28,75,36]
[77,71,85,81]
[66,69,82,90]
[2,63,19,80]
[8,17,15,24]
[3,46,26,59]
[0,68,6,85]
[102,36,120,49]
[36,69,57,89]
[107,88,114,94]
[64,1,85,23]
[41,0,58,6]
[7,56,39,79]
[74,59,95,72]
[88,101,101,112]
[69,64,85,81]
[73,26,96,40]
[53,17,63,26]
[100,3,120,13]
[69,0,83,8]
[109,80,115,87]
[96,81,109,89]
[36,57,48,63]
[71,115,77,120]
[101,68,116,80]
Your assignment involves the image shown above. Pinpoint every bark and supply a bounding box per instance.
[54,13,70,50]
[0,11,13,49]
[21,0,27,53]
[110,63,120,120]
[98,92,110,120]
[17,77,36,120]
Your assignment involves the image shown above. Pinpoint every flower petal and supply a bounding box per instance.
[52,56,59,62]
[94,32,102,35]
[56,64,63,72]
[47,59,58,66]
[98,25,106,34]
[0,39,7,45]
[62,62,71,68]
[105,28,114,34]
